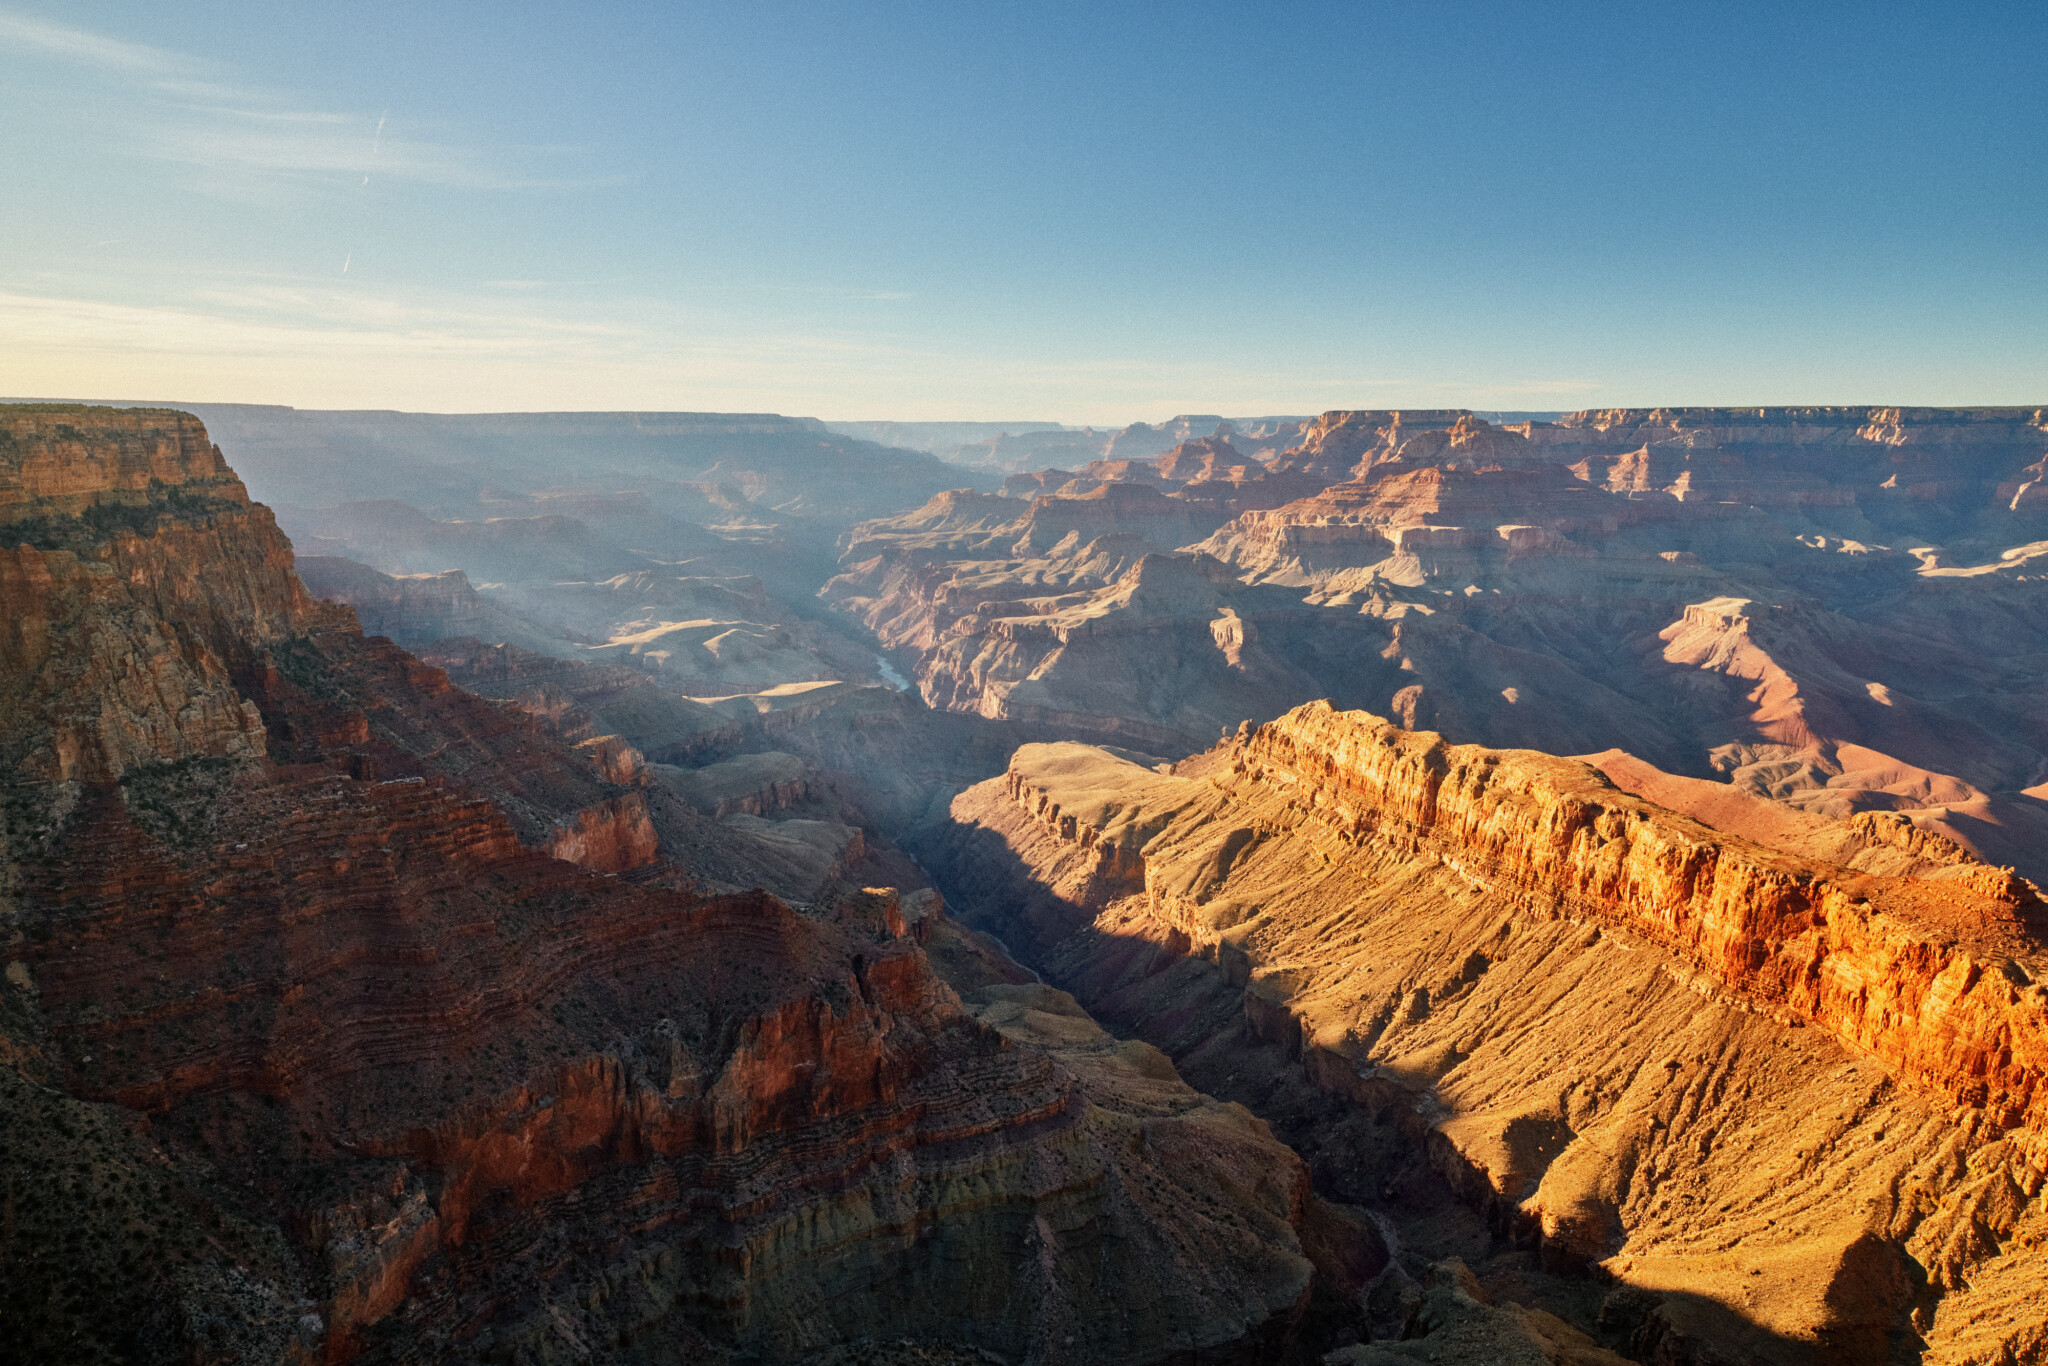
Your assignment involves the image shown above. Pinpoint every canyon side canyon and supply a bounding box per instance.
[4,402,2048,1365]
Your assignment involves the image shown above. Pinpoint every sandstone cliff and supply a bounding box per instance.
[847,408,2048,881]
[907,415,1307,477]
[918,703,2048,1364]
[0,407,1349,1365]
[1,407,311,789]
[823,427,1347,741]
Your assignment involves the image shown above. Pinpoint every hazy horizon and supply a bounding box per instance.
[30,395,2038,430]
[3,1,2042,420]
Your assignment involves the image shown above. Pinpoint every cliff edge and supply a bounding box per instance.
[921,702,2048,1364]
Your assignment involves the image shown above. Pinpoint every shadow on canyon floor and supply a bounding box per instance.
[910,818,1928,1366]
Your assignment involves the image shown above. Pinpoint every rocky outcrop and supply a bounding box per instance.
[1239,704,2047,1139]
[294,555,554,650]
[657,750,812,818]
[1585,747,1989,879]
[1,405,241,511]
[824,428,1348,737]
[545,789,661,871]
[0,407,1338,1366]
[918,705,2048,1364]
[920,415,1306,478]
[907,551,1393,754]
[1,407,313,789]
[1266,410,1492,480]
[848,408,2048,881]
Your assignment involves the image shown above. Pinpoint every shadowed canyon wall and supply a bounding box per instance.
[0,407,1365,1365]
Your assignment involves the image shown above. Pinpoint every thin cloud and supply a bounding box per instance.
[1,281,977,381]
[155,116,621,191]
[0,9,181,73]
[155,121,511,188]
[0,287,653,362]
[0,7,611,192]
[186,106,356,126]
[0,282,1005,416]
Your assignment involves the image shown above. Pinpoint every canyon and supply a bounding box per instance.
[7,401,2048,1364]
[0,408,1368,1364]
[833,408,2048,882]
[914,708,2048,1363]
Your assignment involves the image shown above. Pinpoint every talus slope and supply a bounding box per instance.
[920,702,2048,1364]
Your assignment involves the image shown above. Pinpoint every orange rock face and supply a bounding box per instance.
[0,406,234,511]
[918,707,2048,1363]
[1243,703,2048,1143]
[1,408,313,786]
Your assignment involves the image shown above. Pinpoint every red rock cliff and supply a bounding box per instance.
[1,407,314,786]
[0,406,1326,1366]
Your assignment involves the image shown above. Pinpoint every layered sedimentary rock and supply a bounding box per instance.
[139,404,990,719]
[919,703,2048,1364]
[293,554,575,656]
[857,414,1308,477]
[896,551,1390,753]
[852,407,2048,880]
[0,407,1356,1365]
[824,437,1368,750]
[290,515,892,694]
[1,407,308,787]
[1263,410,1523,481]
[995,434,1327,513]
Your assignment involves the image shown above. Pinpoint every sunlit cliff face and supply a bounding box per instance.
[834,408,2048,882]
[919,705,2048,1364]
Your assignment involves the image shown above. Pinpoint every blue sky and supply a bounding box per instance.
[2,1,2042,420]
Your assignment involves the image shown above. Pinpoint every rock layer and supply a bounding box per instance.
[0,407,1340,1365]
[918,703,2048,1364]
[849,407,2048,880]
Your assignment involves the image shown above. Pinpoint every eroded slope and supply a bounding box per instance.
[0,407,1351,1365]
[918,703,2048,1364]
[853,407,2048,880]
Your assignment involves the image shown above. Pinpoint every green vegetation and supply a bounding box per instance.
[0,1064,304,1363]
[266,633,357,706]
[118,754,243,851]
[0,482,243,553]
